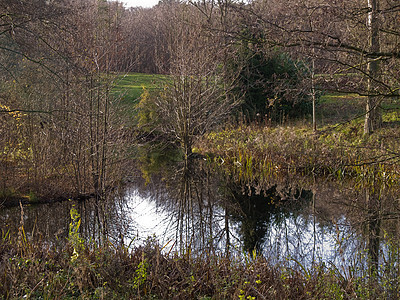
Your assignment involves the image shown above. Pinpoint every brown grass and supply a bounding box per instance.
[0,228,391,299]
[196,120,400,187]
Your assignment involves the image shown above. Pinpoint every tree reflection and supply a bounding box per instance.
[160,158,227,255]
[226,183,312,254]
[366,186,381,277]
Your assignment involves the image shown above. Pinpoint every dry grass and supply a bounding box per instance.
[1,226,395,299]
[196,119,400,187]
[0,234,345,299]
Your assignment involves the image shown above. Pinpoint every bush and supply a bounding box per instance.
[229,35,312,123]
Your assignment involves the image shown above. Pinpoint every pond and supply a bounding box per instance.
[1,158,399,275]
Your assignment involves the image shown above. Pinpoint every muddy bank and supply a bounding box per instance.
[0,193,95,208]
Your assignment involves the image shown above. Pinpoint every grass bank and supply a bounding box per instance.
[196,96,400,186]
[197,121,400,186]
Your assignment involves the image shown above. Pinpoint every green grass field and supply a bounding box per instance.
[318,92,400,125]
[112,73,166,104]
[317,93,365,125]
[112,73,400,127]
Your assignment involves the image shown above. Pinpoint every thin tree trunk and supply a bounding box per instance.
[364,0,381,135]
[311,56,317,132]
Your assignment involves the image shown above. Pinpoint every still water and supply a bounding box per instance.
[1,159,398,272]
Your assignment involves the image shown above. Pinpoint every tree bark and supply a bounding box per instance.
[364,0,382,135]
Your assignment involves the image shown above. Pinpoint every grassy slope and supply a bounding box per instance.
[196,93,400,186]
[317,93,365,125]
[112,73,166,105]
[317,93,400,125]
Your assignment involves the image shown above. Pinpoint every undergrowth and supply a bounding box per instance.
[196,120,400,186]
[0,206,398,299]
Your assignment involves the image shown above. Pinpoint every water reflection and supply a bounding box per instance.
[366,186,381,276]
[1,159,400,273]
[227,183,312,254]
[0,201,72,245]
[130,160,230,255]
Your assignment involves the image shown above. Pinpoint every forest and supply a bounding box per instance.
[1,0,400,298]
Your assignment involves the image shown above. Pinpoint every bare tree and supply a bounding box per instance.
[137,2,240,160]
[0,0,129,201]
[364,0,381,134]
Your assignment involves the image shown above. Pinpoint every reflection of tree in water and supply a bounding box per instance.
[162,158,227,255]
[365,186,381,277]
[78,195,122,245]
[136,144,316,256]
[134,143,232,253]
[0,194,127,249]
[227,183,312,253]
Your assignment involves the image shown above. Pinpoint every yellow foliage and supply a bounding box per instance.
[136,86,158,132]
[0,102,26,128]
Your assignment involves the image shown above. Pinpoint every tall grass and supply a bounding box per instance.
[196,120,400,186]
[1,206,399,299]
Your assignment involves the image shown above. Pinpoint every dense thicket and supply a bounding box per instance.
[0,0,130,201]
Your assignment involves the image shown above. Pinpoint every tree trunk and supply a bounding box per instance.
[364,0,382,135]
[311,55,317,132]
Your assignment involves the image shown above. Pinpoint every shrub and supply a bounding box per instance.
[228,33,312,123]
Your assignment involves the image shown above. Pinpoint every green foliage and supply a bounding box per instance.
[229,35,312,123]
[0,188,17,200]
[132,253,148,291]
[27,191,38,203]
[136,143,183,184]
